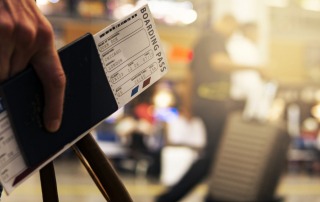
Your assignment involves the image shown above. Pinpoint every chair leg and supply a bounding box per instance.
[40,162,59,202]
[75,133,133,202]
[73,145,110,201]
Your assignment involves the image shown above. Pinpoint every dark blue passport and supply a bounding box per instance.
[0,34,118,167]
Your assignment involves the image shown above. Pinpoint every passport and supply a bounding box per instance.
[0,34,118,167]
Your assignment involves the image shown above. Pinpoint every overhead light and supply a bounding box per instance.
[113,4,135,19]
[49,0,60,3]
[311,103,320,121]
[136,0,198,25]
[153,89,175,108]
[36,0,49,6]
[267,0,289,8]
[301,0,320,11]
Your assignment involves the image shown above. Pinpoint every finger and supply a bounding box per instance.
[30,16,66,132]
[9,49,34,77]
[32,46,66,133]
[0,12,14,82]
[10,18,37,77]
[0,44,13,82]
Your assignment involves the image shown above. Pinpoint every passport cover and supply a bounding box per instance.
[0,34,118,167]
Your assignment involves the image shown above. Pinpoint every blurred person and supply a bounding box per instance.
[0,0,66,197]
[165,106,206,151]
[227,22,267,120]
[160,105,206,186]
[117,86,164,178]
[228,22,263,101]
[156,14,265,202]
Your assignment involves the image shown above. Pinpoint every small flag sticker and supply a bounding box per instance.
[143,77,151,88]
[131,86,139,97]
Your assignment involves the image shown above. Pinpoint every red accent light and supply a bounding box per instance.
[170,46,193,63]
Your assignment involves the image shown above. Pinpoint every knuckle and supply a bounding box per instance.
[51,70,66,89]
[36,21,54,44]
[15,22,37,46]
[0,19,14,37]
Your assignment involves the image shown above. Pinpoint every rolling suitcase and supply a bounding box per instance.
[207,112,289,202]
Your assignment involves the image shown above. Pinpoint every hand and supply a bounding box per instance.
[0,0,66,132]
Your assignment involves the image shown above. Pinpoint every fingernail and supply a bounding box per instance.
[46,120,61,133]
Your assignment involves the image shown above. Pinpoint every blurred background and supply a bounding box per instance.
[5,0,320,201]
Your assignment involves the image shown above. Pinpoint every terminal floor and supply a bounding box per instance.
[2,159,320,202]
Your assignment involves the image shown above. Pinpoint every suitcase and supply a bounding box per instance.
[207,112,289,202]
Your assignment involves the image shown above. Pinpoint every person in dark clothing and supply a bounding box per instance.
[156,14,264,202]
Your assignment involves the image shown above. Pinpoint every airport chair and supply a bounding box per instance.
[40,133,133,202]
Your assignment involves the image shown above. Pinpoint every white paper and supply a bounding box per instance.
[0,110,27,194]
